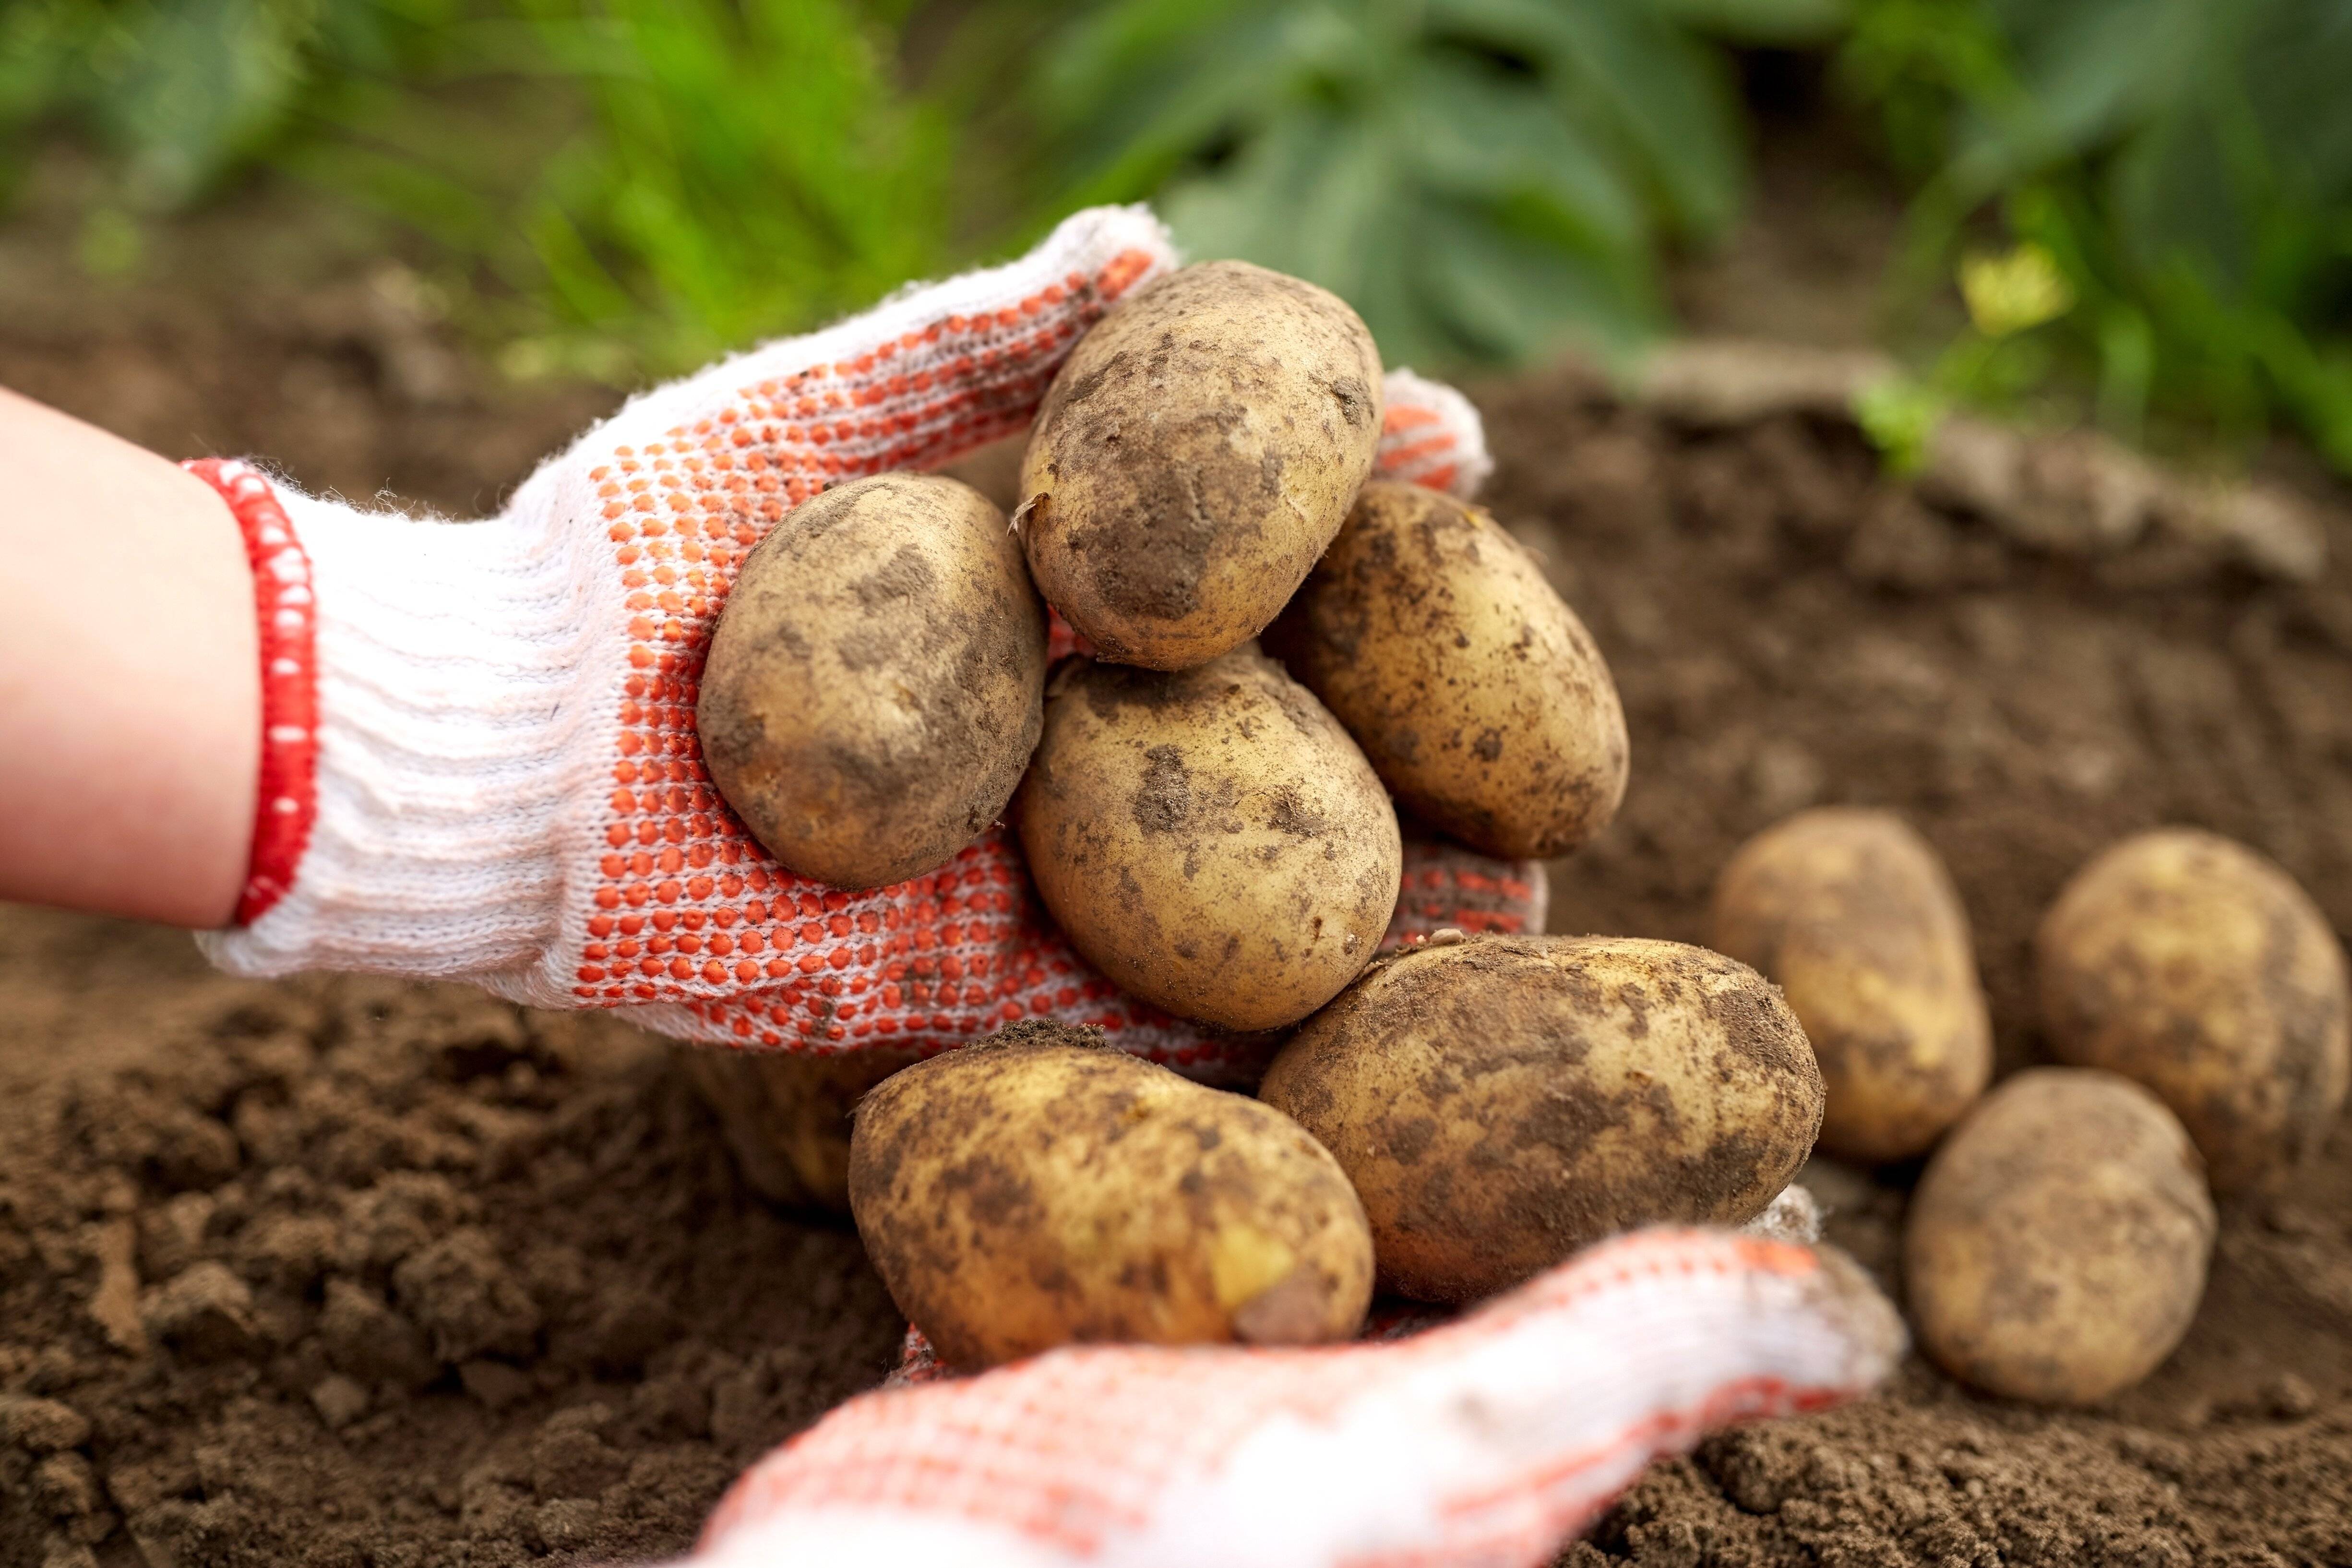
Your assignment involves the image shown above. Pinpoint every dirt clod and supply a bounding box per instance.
[0,970,900,1567]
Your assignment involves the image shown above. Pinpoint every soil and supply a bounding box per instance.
[6,174,2352,1568]
[1485,366,2352,1568]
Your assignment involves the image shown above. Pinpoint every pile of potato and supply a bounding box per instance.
[692,259,1831,1365]
[1713,814,2348,1405]
[695,258,2351,1393]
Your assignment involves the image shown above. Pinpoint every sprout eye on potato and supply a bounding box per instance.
[699,473,1047,890]
[848,1022,1374,1370]
[1711,808,1992,1162]
[1904,1067,2214,1405]
[1265,480,1629,859]
[1259,935,1825,1304]
[2035,828,2351,1194]
[1015,645,1401,1032]
[1017,261,1385,671]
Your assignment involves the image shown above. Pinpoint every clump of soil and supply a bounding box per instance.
[5,200,2352,1565]
[0,968,900,1568]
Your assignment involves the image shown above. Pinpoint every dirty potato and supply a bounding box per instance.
[1017,262,1384,670]
[2036,828,2351,1194]
[1264,480,1628,858]
[1710,808,1992,1162]
[699,473,1046,889]
[848,1022,1374,1369]
[676,1045,918,1214]
[1014,646,1400,1031]
[1905,1067,2215,1405]
[1258,935,1825,1303]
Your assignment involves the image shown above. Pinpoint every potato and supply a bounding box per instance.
[1016,262,1384,670]
[1258,935,1825,1303]
[2036,828,2351,1194]
[1014,646,1400,1031]
[676,1045,916,1214]
[1710,808,1992,1162]
[699,473,1046,889]
[848,1022,1374,1369]
[1264,481,1628,858]
[1904,1067,2215,1405]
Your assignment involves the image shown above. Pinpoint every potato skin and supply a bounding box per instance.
[1264,481,1628,858]
[1258,935,1825,1303]
[1017,262,1384,670]
[2036,829,2351,1194]
[1904,1067,2214,1405]
[676,1045,917,1214]
[1014,646,1400,1031]
[848,1024,1374,1370]
[1710,808,1992,1162]
[699,473,1046,889]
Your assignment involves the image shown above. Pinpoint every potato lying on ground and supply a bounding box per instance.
[1264,480,1628,858]
[2036,828,2351,1194]
[699,473,1046,889]
[676,1045,917,1214]
[1015,646,1400,1031]
[848,1022,1374,1369]
[1258,935,1824,1303]
[1905,1067,2214,1405]
[1017,261,1384,670]
[1711,808,1992,1162]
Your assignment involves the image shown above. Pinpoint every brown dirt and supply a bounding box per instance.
[6,196,2352,1567]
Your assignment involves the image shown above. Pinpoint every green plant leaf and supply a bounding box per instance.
[1655,0,1853,45]
[1038,0,1755,370]
[1847,0,2352,474]
[1401,53,1641,255]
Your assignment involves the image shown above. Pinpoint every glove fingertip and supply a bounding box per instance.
[1378,368,1493,501]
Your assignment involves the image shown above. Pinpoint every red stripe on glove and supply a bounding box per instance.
[185,457,319,923]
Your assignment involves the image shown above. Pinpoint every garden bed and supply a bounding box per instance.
[2,233,2349,1567]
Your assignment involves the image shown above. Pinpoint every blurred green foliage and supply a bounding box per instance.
[1,0,945,373]
[0,0,414,213]
[7,0,2352,475]
[1841,0,2352,469]
[1032,0,1813,369]
[0,0,1828,379]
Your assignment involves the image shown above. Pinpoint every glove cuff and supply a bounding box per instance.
[192,466,597,990]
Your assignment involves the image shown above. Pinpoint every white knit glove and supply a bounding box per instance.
[188,206,1526,1069]
[690,1230,1903,1568]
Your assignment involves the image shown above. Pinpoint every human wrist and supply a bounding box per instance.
[0,395,258,925]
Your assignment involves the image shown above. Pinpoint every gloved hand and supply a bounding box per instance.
[186,205,1529,1074]
[690,1229,1904,1568]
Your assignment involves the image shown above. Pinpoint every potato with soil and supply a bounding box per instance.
[848,1022,1374,1369]
[2036,828,2351,1194]
[1017,261,1384,670]
[1264,480,1628,858]
[677,1045,917,1214]
[1905,1067,2214,1405]
[1258,935,1825,1303]
[1710,808,1992,1162]
[1014,646,1400,1031]
[699,473,1046,889]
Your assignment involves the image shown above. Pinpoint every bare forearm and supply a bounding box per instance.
[0,386,257,926]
